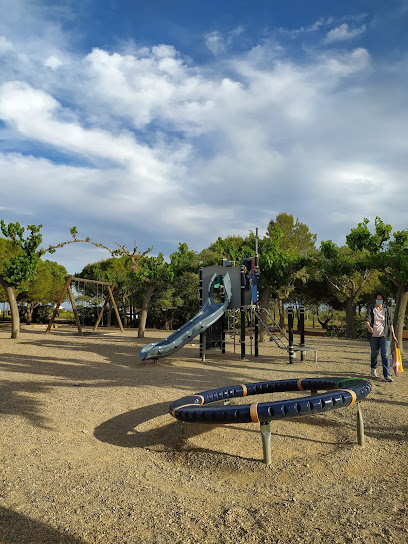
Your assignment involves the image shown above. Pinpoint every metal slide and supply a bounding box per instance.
[139,272,232,361]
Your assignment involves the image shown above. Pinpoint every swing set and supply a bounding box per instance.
[45,276,124,335]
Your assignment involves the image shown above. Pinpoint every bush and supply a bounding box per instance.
[33,305,53,324]
[18,304,53,324]
[325,317,368,339]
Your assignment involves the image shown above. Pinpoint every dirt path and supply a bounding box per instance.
[0,327,407,543]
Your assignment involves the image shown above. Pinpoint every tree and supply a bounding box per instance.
[152,286,183,330]
[346,217,408,350]
[258,214,316,334]
[0,221,123,338]
[0,222,44,338]
[317,241,375,338]
[137,253,173,337]
[17,260,67,324]
[267,213,317,254]
[200,235,254,267]
[77,256,140,327]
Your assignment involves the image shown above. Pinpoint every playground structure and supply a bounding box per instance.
[140,272,232,361]
[169,377,372,464]
[140,251,317,363]
[45,276,124,335]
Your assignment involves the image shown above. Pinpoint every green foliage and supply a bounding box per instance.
[200,235,255,267]
[19,305,53,324]
[266,213,317,255]
[325,317,368,340]
[259,215,313,299]
[17,260,67,305]
[170,243,200,275]
[0,221,43,289]
[140,253,173,286]
[346,217,392,254]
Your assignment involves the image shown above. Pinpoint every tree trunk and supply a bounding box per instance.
[163,310,174,331]
[138,284,155,338]
[259,291,270,342]
[345,297,355,339]
[393,284,408,353]
[122,299,128,328]
[26,302,39,325]
[4,284,20,339]
[277,295,286,331]
[107,303,112,327]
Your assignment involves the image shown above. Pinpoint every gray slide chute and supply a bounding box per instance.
[139,272,232,361]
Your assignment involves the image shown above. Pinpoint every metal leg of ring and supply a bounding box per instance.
[260,422,272,465]
[357,402,365,446]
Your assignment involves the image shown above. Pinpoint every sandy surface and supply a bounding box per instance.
[0,326,407,544]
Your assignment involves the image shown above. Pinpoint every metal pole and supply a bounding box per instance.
[299,305,305,361]
[254,250,259,358]
[202,332,206,362]
[288,306,294,364]
[260,422,272,465]
[357,402,365,446]
[221,259,226,354]
[240,265,246,359]
[199,267,203,359]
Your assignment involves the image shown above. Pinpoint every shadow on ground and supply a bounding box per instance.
[0,506,87,544]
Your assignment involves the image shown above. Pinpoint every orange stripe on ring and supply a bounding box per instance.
[297,379,305,391]
[250,403,260,423]
[337,389,357,406]
[241,384,248,397]
[171,395,205,418]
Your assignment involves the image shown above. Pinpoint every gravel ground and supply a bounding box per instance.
[0,326,407,544]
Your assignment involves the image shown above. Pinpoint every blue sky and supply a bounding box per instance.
[1,0,408,274]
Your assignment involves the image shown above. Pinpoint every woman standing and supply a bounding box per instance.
[365,294,397,382]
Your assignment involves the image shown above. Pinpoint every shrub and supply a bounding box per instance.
[325,317,367,339]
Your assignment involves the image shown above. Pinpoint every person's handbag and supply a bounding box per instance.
[392,347,404,375]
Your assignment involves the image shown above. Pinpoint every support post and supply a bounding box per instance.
[106,285,124,332]
[221,259,226,354]
[45,276,71,334]
[202,332,206,362]
[299,305,305,361]
[199,268,204,359]
[240,265,246,359]
[288,306,294,364]
[94,281,116,331]
[260,422,272,465]
[254,311,259,358]
[254,251,259,358]
[357,402,365,446]
[67,284,83,336]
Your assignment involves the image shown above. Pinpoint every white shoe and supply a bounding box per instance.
[370,368,377,377]
[384,376,393,382]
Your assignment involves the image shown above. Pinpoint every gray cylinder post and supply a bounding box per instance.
[221,259,226,354]
[357,402,365,446]
[260,422,272,465]
[199,268,204,359]
[240,265,246,359]
[288,306,295,364]
[254,251,259,358]
[299,306,305,361]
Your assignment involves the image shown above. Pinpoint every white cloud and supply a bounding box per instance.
[324,24,366,44]
[0,36,14,53]
[44,55,63,69]
[205,31,227,55]
[0,5,408,272]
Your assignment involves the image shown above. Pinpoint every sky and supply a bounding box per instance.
[1,0,408,274]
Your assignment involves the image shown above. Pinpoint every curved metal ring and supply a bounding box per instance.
[169,377,371,424]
